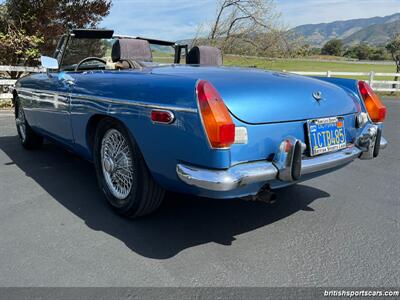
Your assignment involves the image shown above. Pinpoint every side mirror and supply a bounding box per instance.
[40,56,59,70]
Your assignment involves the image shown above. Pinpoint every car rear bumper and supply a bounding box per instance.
[176,124,387,192]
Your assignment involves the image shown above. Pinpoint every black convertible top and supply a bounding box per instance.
[71,29,177,47]
[72,29,114,39]
[127,37,176,47]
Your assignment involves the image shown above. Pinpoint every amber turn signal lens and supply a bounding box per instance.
[358,81,387,123]
[196,80,235,148]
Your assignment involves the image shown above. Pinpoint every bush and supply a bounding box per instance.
[344,44,390,61]
[321,39,343,56]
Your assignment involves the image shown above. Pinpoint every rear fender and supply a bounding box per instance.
[316,77,383,122]
[315,77,364,104]
[112,109,231,192]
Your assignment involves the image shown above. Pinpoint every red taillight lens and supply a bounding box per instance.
[151,110,175,124]
[358,81,387,123]
[196,80,235,148]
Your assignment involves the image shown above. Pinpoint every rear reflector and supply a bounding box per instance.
[151,110,175,124]
[196,80,235,148]
[358,81,387,123]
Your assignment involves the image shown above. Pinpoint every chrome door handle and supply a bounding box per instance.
[58,72,75,86]
[65,79,75,86]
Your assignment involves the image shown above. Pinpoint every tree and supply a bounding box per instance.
[0,3,44,77]
[0,26,43,71]
[345,44,372,60]
[344,44,389,61]
[370,47,390,61]
[386,34,400,91]
[1,0,111,56]
[356,44,372,60]
[203,0,290,57]
[321,39,343,56]
[386,34,400,73]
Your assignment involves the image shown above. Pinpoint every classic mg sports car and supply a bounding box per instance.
[13,29,388,218]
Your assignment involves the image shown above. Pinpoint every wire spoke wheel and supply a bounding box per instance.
[101,129,135,201]
[16,105,26,142]
[94,119,165,218]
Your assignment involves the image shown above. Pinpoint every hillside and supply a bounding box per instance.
[292,13,400,46]
[343,20,400,45]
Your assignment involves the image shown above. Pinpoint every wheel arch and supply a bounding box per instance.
[86,114,146,161]
[86,114,108,154]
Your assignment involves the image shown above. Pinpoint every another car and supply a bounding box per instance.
[13,29,388,218]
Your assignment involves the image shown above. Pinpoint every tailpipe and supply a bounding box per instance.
[241,184,277,204]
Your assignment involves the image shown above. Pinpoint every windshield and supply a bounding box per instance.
[60,38,112,71]
[59,37,177,71]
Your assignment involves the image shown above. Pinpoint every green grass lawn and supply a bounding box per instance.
[223,55,397,81]
[224,55,395,72]
[151,53,397,80]
[223,56,400,95]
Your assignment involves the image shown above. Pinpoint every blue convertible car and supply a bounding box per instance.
[13,29,388,218]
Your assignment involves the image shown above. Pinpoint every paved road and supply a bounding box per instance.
[0,99,399,287]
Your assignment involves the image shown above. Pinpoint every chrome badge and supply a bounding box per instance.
[313,91,323,101]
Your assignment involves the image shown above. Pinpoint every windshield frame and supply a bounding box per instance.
[53,29,188,71]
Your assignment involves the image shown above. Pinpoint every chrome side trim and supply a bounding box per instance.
[15,87,198,114]
[176,146,363,192]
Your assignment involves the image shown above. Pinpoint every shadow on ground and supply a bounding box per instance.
[0,135,330,259]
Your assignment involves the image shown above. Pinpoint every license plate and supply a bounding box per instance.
[307,117,347,157]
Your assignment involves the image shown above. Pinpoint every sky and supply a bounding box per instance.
[100,0,400,40]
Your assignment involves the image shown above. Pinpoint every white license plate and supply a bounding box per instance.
[307,117,347,157]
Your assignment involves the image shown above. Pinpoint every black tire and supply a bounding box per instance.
[93,118,165,218]
[15,97,43,150]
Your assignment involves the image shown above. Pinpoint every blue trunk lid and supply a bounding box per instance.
[151,66,360,124]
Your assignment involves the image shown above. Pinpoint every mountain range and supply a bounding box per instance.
[292,13,400,47]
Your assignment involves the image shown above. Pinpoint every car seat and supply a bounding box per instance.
[111,39,153,69]
[186,46,223,66]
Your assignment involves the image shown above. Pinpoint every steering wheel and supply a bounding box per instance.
[75,57,107,71]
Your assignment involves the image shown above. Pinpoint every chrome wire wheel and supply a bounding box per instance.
[100,129,135,201]
[16,105,26,142]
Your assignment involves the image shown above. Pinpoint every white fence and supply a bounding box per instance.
[286,71,400,92]
[0,66,43,101]
[0,67,399,102]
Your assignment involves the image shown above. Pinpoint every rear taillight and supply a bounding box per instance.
[358,81,387,123]
[196,80,235,148]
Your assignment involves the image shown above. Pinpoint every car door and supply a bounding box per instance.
[32,71,74,145]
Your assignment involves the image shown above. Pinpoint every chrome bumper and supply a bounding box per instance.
[176,146,362,192]
[176,124,387,192]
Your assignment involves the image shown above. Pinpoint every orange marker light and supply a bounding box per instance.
[358,81,387,123]
[196,80,235,148]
